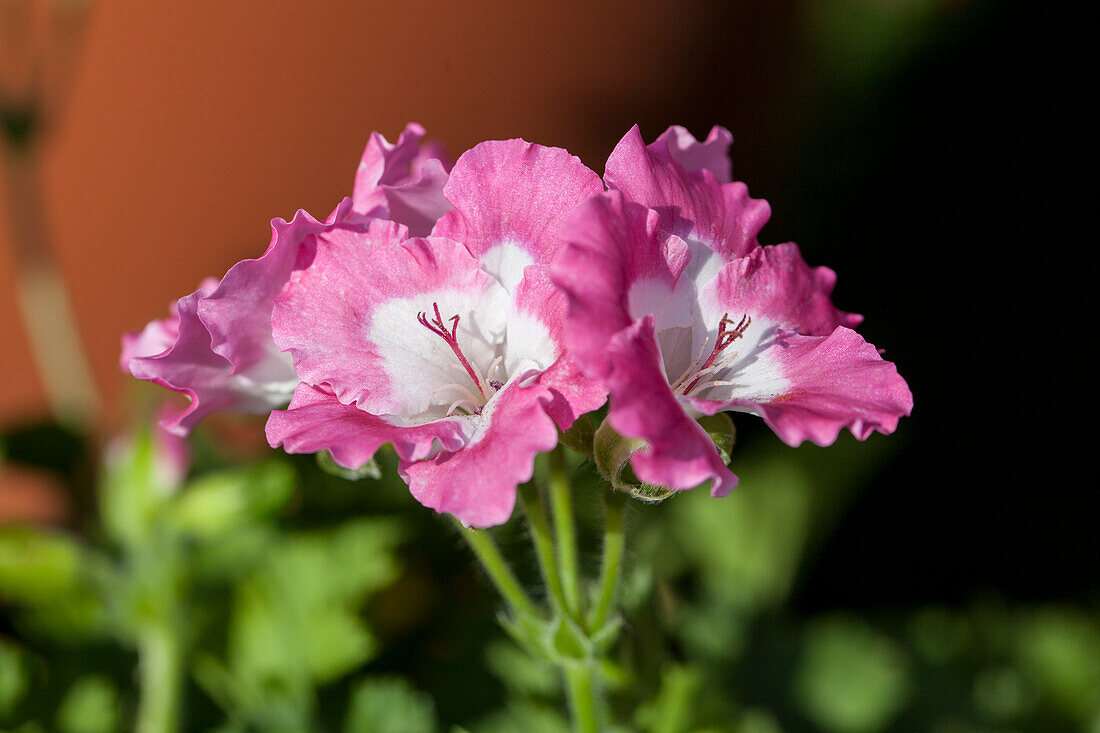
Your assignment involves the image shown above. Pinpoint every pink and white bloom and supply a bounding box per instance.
[122,123,451,434]
[265,140,606,527]
[553,125,912,496]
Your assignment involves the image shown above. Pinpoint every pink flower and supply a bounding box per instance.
[552,125,913,496]
[265,140,606,527]
[122,124,451,434]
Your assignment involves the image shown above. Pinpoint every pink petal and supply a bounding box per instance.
[604,317,738,497]
[652,124,734,183]
[708,243,863,337]
[127,288,273,435]
[120,314,178,369]
[504,264,608,427]
[271,222,491,415]
[400,380,561,527]
[604,125,770,260]
[433,139,603,266]
[198,200,355,383]
[706,326,913,447]
[266,383,468,468]
[553,190,690,378]
[352,122,454,236]
[152,404,192,488]
[535,353,607,431]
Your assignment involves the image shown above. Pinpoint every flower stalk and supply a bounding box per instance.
[518,480,568,614]
[455,518,539,620]
[563,661,602,733]
[590,488,627,632]
[135,621,182,733]
[548,446,583,620]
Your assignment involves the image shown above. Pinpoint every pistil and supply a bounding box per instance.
[418,302,488,401]
[673,313,751,396]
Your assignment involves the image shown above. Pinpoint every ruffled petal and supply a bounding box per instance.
[127,288,280,435]
[433,139,603,267]
[120,314,178,369]
[604,317,737,497]
[272,222,498,416]
[265,383,468,468]
[703,326,913,447]
[400,378,561,527]
[535,354,607,431]
[604,125,770,260]
[652,124,734,183]
[352,122,454,236]
[505,264,608,428]
[198,200,354,385]
[706,243,863,337]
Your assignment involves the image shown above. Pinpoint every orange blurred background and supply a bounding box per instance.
[0,0,794,425]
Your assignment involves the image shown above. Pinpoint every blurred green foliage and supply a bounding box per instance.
[2,416,1098,732]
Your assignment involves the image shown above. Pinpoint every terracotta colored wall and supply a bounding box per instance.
[0,0,793,425]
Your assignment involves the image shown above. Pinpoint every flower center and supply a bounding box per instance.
[417,302,505,416]
[670,313,751,397]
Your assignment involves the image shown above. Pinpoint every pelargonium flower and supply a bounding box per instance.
[553,125,913,496]
[265,140,607,526]
[122,123,451,434]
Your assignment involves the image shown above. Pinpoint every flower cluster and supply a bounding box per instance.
[123,123,912,526]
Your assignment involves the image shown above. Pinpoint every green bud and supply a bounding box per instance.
[592,419,675,502]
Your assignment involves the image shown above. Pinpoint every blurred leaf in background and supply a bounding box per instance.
[3,418,1099,732]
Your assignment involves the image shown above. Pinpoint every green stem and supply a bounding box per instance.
[563,662,601,733]
[548,446,583,620]
[455,519,539,619]
[519,481,567,613]
[135,623,182,733]
[590,489,627,631]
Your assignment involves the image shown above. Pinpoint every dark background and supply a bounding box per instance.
[1,0,1090,611]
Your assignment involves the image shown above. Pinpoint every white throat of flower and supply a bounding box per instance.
[368,277,556,425]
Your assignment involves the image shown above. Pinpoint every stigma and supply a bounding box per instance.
[418,302,505,416]
[670,313,751,397]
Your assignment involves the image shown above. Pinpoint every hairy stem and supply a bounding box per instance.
[548,446,582,620]
[590,489,627,631]
[455,519,539,619]
[563,661,601,733]
[519,481,567,613]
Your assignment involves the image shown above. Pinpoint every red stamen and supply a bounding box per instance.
[683,313,751,395]
[417,302,486,399]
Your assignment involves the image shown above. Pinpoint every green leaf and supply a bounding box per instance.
[485,641,560,696]
[56,676,118,733]
[1013,608,1100,719]
[0,641,28,717]
[222,519,403,704]
[170,460,295,538]
[344,677,437,733]
[635,664,703,733]
[549,616,590,661]
[99,428,170,546]
[472,702,570,733]
[0,527,82,604]
[302,607,377,683]
[795,616,911,733]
